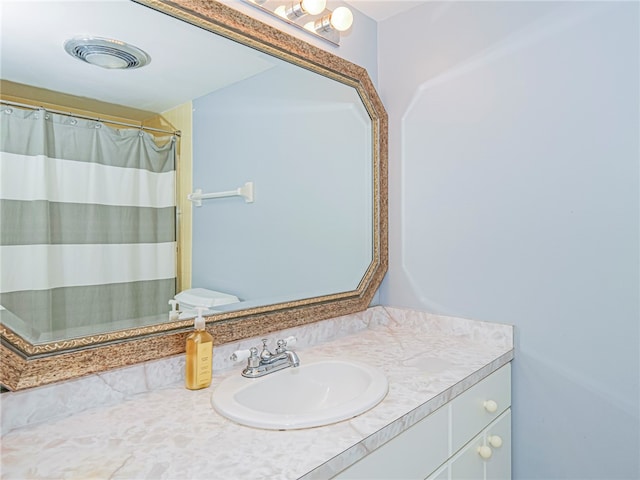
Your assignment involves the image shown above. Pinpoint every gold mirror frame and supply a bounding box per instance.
[0,0,388,391]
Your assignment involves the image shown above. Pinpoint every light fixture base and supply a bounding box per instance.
[243,0,341,46]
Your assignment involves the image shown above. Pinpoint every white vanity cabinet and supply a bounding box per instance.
[335,363,511,480]
[334,403,450,479]
[448,409,511,480]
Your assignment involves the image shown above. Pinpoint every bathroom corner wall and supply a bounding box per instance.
[378,2,639,478]
[159,102,194,293]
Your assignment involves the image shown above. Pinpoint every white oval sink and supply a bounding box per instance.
[212,359,388,430]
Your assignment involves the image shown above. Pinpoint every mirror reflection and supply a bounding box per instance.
[0,0,373,348]
[190,56,372,315]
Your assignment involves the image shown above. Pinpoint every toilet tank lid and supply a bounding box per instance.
[175,288,239,307]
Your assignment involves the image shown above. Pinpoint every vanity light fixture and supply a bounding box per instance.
[275,0,326,19]
[243,0,353,46]
[306,6,354,33]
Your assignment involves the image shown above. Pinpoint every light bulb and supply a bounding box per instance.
[301,0,326,15]
[330,6,353,32]
[274,5,287,17]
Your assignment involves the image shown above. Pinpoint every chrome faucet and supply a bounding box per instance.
[231,337,300,378]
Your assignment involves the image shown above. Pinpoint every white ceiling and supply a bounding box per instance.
[0,0,423,117]
[344,0,426,21]
[0,1,276,115]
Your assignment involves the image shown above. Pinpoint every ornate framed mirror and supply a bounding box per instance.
[0,0,387,391]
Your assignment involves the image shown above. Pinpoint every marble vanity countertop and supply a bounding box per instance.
[0,307,513,479]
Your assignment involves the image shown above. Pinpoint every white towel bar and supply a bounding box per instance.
[187,182,254,207]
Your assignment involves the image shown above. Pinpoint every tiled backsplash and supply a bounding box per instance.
[0,306,512,435]
[0,306,391,433]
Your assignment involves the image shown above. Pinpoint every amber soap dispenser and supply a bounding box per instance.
[185,307,213,390]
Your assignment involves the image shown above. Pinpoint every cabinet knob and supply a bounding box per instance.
[488,435,503,448]
[477,445,493,459]
[483,399,498,413]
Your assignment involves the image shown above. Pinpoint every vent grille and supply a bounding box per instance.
[64,37,151,70]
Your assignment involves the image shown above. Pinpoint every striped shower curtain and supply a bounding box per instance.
[0,107,176,343]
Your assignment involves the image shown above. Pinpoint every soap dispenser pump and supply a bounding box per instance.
[185,306,213,390]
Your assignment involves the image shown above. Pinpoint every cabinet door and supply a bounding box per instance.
[334,405,449,480]
[449,409,511,480]
[449,430,485,480]
[425,464,448,480]
[451,364,511,454]
[485,409,511,480]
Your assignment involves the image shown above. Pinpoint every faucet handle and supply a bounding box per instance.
[248,347,260,367]
[230,349,251,362]
[259,339,273,360]
[275,336,297,354]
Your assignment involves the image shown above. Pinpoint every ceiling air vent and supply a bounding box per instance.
[64,36,151,70]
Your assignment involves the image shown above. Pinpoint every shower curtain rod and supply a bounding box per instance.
[1,100,181,137]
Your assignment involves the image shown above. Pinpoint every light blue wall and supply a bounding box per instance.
[378,1,639,478]
[191,64,372,305]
